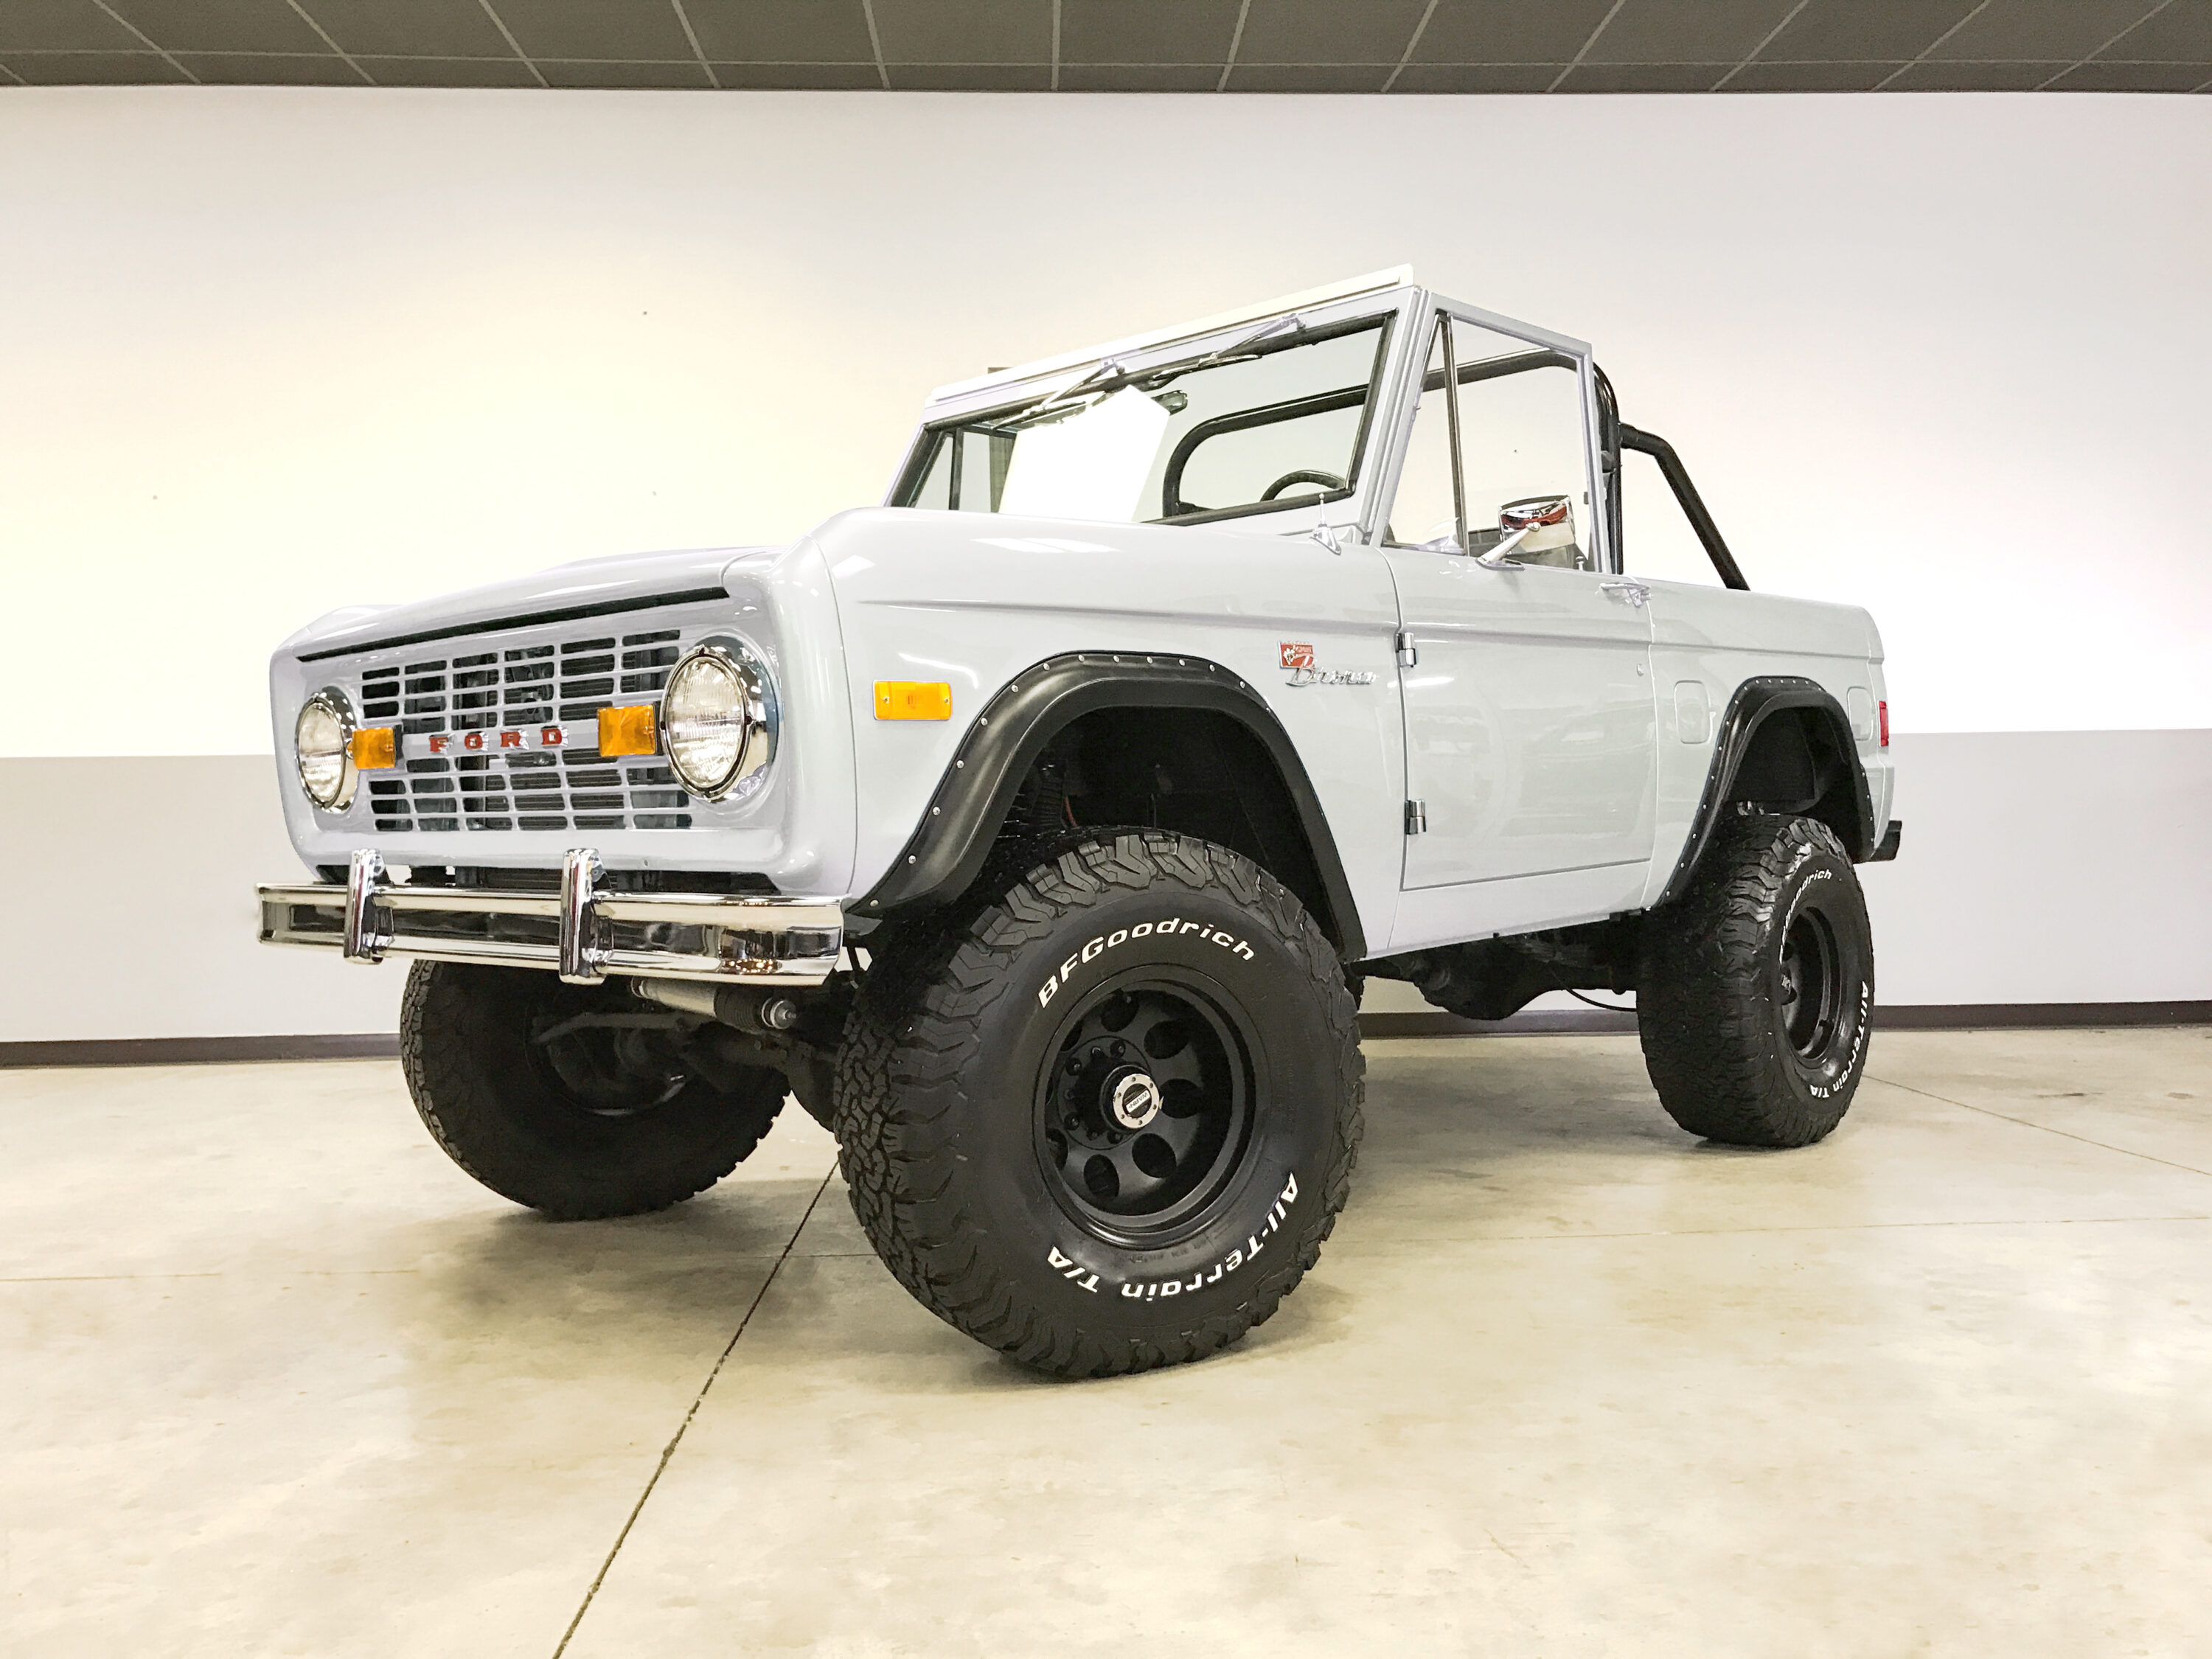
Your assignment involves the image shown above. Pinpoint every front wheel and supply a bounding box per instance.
[834,831,1364,1377]
[400,962,785,1220]
[1637,814,1875,1148]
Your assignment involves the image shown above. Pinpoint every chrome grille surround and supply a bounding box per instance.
[325,613,729,835]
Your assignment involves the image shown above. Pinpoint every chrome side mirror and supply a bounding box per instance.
[1474,494,1573,570]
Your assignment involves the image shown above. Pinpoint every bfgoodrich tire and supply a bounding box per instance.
[834,831,1364,1377]
[1638,813,1874,1148]
[400,961,785,1220]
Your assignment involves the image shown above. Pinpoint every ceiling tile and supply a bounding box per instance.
[1234,0,1430,65]
[1929,0,2157,60]
[884,62,1049,88]
[1057,63,1226,89]
[173,51,365,83]
[710,60,883,86]
[0,0,143,52]
[1725,59,1905,89]
[488,0,696,62]
[355,55,541,84]
[105,0,327,53]
[535,57,714,85]
[1060,0,1239,64]
[298,0,516,59]
[1391,61,1564,90]
[683,1,874,63]
[1755,0,1981,62]
[1224,62,1394,90]
[1,49,188,81]
[1414,1,1618,64]
[1557,60,1729,89]
[2046,58,2211,88]
[1585,0,1801,63]
[2095,0,2212,61]
[1885,58,2070,86]
[869,0,1050,66]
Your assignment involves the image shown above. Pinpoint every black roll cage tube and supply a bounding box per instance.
[1590,364,1747,591]
[1616,423,1750,591]
[1158,383,1368,519]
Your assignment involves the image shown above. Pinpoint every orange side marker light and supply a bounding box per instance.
[874,681,952,721]
[349,727,397,770]
[598,703,658,757]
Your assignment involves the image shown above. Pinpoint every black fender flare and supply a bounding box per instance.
[1655,675,1877,907]
[854,652,1366,960]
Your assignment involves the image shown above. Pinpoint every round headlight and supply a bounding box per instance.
[663,641,776,801]
[295,689,357,810]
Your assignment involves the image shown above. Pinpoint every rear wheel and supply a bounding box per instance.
[400,962,785,1220]
[1637,814,1874,1148]
[835,830,1363,1377]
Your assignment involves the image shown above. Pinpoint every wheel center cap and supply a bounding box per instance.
[1108,1071,1164,1130]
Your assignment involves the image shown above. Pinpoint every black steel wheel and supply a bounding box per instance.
[835,830,1364,1377]
[1638,813,1875,1148]
[1035,978,1252,1237]
[401,963,785,1220]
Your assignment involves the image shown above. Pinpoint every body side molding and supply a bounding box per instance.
[855,652,1366,960]
[1655,675,1879,908]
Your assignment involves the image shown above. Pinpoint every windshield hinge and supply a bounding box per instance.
[1394,630,1418,667]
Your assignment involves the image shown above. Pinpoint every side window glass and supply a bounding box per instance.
[1385,324,1459,549]
[909,428,1014,512]
[1386,315,1596,571]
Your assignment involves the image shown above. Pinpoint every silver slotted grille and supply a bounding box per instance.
[354,626,692,835]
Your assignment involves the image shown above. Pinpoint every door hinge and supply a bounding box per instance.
[1394,629,1418,667]
[1404,799,1427,835]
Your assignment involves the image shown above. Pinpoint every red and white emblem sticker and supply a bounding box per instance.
[1279,641,1315,670]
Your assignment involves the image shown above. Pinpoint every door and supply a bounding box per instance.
[1382,310,1658,928]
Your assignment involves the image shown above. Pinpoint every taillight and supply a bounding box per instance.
[1878,700,1889,748]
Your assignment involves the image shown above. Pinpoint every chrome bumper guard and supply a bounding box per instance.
[258,849,842,987]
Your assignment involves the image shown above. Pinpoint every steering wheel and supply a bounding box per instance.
[1259,469,1346,502]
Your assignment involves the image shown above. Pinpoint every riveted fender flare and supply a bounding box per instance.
[854,652,1366,961]
[1655,676,1878,908]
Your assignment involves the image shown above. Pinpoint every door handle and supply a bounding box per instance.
[1599,580,1651,608]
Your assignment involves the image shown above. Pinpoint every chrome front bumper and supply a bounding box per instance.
[258,849,842,986]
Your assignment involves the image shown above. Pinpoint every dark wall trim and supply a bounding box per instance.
[1,1034,401,1069]
[296,587,730,663]
[9,1004,2205,1066]
[1361,1001,2212,1039]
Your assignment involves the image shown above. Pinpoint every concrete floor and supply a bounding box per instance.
[4,1029,2209,1658]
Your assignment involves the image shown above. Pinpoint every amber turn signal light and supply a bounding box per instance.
[874,681,952,720]
[349,726,397,770]
[598,703,658,757]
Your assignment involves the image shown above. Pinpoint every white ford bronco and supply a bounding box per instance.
[262,270,1900,1377]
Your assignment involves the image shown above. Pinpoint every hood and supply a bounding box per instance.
[276,543,789,660]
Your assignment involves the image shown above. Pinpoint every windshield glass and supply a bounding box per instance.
[897,313,1393,527]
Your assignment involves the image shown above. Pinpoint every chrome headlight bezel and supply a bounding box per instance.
[661,639,778,804]
[294,688,358,812]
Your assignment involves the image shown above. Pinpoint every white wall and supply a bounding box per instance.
[0,88,2205,1039]
[1,88,2208,754]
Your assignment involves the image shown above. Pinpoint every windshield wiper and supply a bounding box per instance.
[997,314,1309,429]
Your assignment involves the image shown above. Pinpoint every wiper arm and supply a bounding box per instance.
[997,315,1309,428]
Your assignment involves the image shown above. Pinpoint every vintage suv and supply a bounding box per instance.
[261,269,1900,1377]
